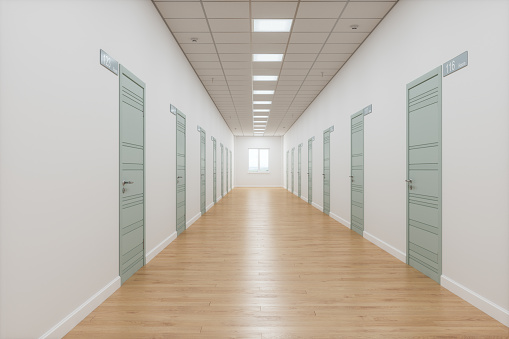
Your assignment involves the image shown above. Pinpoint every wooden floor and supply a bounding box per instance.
[67,188,508,338]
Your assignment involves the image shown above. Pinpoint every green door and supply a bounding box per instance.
[351,111,364,236]
[291,148,295,193]
[225,147,229,193]
[229,150,232,190]
[308,137,313,204]
[212,137,216,204]
[200,128,206,214]
[323,128,331,215]
[406,66,442,283]
[220,143,224,197]
[176,109,186,236]
[119,65,145,285]
[286,150,289,190]
[298,144,302,198]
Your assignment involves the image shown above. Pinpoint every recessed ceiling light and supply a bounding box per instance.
[254,128,265,131]
[253,115,269,118]
[253,109,270,112]
[253,19,293,32]
[253,90,275,95]
[253,75,278,81]
[253,101,272,105]
[253,54,284,62]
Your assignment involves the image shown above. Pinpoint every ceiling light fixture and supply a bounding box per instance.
[253,75,278,81]
[253,19,293,32]
[253,109,270,113]
[253,54,284,62]
[254,128,265,131]
[253,90,275,95]
[253,101,272,105]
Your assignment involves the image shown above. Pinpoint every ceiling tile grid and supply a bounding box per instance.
[153,0,398,136]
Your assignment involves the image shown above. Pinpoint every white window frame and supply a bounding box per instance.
[248,148,270,173]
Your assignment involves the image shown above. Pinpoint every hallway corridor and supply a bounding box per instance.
[67,188,508,338]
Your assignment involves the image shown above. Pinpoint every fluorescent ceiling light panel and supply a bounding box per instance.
[253,19,293,32]
[253,75,278,81]
[253,109,270,112]
[254,128,265,131]
[253,90,274,95]
[253,54,284,62]
[253,115,269,118]
[253,101,272,105]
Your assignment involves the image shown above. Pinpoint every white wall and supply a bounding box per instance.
[235,137,283,187]
[283,0,509,326]
[0,0,233,337]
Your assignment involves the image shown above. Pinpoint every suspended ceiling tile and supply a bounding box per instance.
[277,85,301,91]
[180,43,217,53]
[173,32,213,44]
[203,2,249,18]
[286,43,323,54]
[216,43,251,53]
[191,61,222,69]
[187,53,219,61]
[328,32,369,43]
[308,68,336,76]
[196,69,224,76]
[334,18,381,32]
[321,43,358,53]
[284,53,318,62]
[226,75,252,80]
[282,61,314,69]
[342,1,395,18]
[313,61,345,69]
[220,53,251,62]
[292,19,337,32]
[296,2,347,18]
[316,53,350,62]
[252,32,290,44]
[251,1,298,18]
[252,68,280,75]
[289,32,329,44]
[253,82,277,90]
[208,19,250,32]
[165,18,209,32]
[221,61,251,69]
[251,43,287,53]
[213,32,251,43]
[278,80,304,86]
[281,69,309,75]
[305,74,333,81]
[156,2,204,18]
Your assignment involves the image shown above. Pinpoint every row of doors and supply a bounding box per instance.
[285,67,442,284]
[119,65,233,285]
[210,138,232,208]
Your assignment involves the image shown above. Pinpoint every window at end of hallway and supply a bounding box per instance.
[249,148,269,173]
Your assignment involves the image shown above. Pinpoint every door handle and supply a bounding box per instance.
[349,175,354,182]
[122,180,134,186]
[177,176,183,179]
[405,179,413,190]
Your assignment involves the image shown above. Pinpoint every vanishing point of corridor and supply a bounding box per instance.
[67,188,509,338]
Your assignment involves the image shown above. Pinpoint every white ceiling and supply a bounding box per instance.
[152,0,397,136]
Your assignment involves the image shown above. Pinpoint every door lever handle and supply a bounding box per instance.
[177,176,183,179]
[122,180,134,186]
[405,179,413,183]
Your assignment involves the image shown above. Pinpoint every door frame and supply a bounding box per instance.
[176,108,186,236]
[199,126,206,214]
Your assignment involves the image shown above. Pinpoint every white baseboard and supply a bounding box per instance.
[312,202,323,212]
[363,231,406,262]
[329,212,350,229]
[146,231,177,263]
[40,277,120,339]
[300,195,308,202]
[441,275,509,327]
[235,185,283,188]
[206,202,214,211]
[186,211,202,229]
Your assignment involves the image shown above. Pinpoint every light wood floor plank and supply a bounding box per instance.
[66,188,509,338]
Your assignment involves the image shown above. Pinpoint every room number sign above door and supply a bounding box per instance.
[443,51,468,77]
[100,49,119,75]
